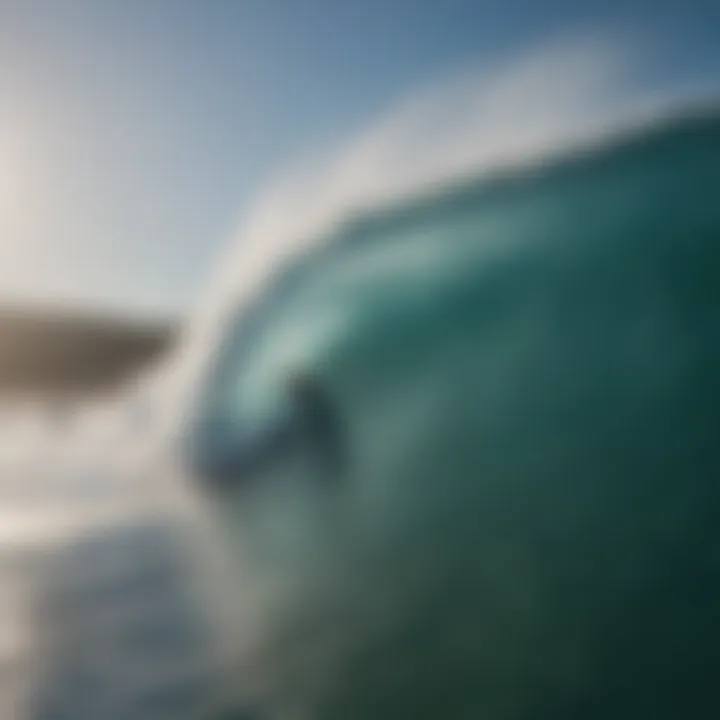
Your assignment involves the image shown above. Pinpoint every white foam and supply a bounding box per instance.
[170,32,715,413]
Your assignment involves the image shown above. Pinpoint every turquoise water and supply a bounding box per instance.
[195,109,720,718]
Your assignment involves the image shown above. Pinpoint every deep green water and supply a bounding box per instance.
[193,109,720,719]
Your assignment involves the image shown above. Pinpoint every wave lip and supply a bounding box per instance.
[177,34,718,407]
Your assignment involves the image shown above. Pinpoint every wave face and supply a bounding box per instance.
[192,110,720,718]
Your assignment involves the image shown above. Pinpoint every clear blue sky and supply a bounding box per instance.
[0,0,717,317]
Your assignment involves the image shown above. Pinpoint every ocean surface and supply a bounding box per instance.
[1,107,719,718]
